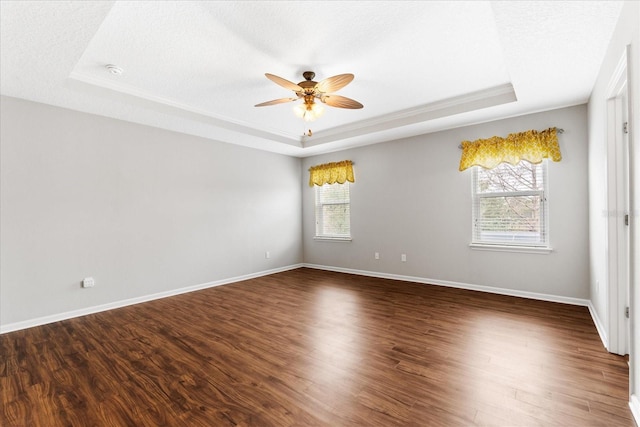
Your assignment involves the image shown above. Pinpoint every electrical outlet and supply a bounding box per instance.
[375,252,380,260]
[401,254,407,262]
[265,251,270,259]
[82,277,95,288]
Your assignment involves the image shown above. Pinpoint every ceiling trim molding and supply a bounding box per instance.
[68,70,517,151]
[68,70,301,147]
[302,83,517,147]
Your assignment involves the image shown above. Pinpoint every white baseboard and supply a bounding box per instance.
[1,263,603,344]
[587,301,609,350]
[303,263,591,307]
[0,263,303,334]
[630,395,640,426]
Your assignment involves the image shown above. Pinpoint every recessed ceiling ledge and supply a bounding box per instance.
[303,83,517,147]
[68,70,302,147]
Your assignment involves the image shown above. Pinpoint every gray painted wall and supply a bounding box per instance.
[0,96,302,326]
[302,105,589,299]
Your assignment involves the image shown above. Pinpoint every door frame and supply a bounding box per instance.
[606,47,631,357]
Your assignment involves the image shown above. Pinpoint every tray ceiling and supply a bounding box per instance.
[0,1,624,156]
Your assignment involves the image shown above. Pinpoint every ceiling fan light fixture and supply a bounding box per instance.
[294,101,324,122]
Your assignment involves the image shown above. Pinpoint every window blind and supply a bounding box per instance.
[315,183,351,238]
[472,161,548,246]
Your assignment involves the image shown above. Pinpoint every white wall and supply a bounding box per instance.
[587,0,639,418]
[0,96,302,329]
[303,105,589,300]
[634,3,640,415]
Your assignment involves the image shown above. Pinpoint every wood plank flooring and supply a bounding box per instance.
[0,268,633,426]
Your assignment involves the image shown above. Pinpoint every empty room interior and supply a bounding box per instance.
[1,1,639,426]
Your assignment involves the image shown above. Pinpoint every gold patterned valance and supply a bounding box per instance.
[459,127,562,171]
[309,160,355,187]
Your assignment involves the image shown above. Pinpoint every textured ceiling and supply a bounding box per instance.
[0,1,624,157]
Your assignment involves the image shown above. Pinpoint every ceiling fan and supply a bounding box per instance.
[255,71,363,122]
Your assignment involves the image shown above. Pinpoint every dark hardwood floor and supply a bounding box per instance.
[0,268,633,426]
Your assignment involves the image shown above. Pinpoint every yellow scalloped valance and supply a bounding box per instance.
[459,127,562,171]
[309,160,355,187]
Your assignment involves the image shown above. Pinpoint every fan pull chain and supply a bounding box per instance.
[302,122,312,137]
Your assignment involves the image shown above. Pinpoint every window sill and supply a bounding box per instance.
[314,236,352,242]
[469,243,552,254]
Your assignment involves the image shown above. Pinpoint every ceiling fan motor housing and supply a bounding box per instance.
[299,71,318,94]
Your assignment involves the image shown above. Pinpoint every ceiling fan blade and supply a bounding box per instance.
[265,73,303,92]
[254,97,298,107]
[315,74,354,93]
[322,95,363,109]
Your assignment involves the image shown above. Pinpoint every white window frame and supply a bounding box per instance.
[314,182,352,241]
[470,161,551,253]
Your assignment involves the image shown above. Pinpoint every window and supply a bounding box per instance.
[315,183,351,239]
[472,161,548,248]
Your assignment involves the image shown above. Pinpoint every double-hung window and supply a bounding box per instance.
[472,160,549,248]
[315,183,351,240]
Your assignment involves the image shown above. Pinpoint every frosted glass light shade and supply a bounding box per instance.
[294,102,324,122]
